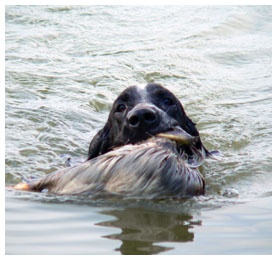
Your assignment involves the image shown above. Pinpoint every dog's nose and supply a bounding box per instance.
[127,105,158,129]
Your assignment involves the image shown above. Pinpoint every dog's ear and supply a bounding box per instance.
[182,114,199,137]
[87,123,111,160]
[176,104,199,137]
[178,106,212,157]
[182,114,221,160]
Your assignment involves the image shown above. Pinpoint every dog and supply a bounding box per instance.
[14,83,217,198]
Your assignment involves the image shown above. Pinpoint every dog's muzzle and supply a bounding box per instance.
[127,104,160,129]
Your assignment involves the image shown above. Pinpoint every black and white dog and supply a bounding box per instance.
[15,83,217,198]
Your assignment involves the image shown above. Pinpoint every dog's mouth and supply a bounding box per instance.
[156,126,199,146]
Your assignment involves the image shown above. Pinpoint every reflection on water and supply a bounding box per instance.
[6,190,271,255]
[97,207,198,254]
[6,190,203,255]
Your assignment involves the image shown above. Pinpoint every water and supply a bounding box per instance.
[5,6,272,254]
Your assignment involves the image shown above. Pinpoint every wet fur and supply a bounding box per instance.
[87,83,210,160]
[23,138,206,198]
[14,83,215,198]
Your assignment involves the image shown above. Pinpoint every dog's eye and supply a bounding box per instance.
[116,104,126,112]
[163,98,174,106]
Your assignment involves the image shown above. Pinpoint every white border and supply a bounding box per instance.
[1,1,275,258]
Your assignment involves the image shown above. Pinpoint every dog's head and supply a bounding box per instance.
[88,83,209,161]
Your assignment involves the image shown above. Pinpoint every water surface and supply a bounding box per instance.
[5,5,272,254]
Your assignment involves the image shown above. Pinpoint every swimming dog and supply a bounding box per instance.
[14,83,217,198]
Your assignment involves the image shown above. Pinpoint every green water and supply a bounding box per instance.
[5,5,272,254]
